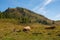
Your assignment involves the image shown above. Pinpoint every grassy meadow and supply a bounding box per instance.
[0,19,60,40]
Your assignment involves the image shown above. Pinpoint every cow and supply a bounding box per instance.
[13,28,21,32]
[23,26,31,32]
[45,25,55,29]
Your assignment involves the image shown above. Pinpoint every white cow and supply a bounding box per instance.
[23,26,31,32]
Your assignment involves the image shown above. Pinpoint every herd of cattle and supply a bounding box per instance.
[13,25,56,32]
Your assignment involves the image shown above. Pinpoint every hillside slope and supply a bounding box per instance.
[0,7,60,40]
[0,19,60,40]
[0,7,53,25]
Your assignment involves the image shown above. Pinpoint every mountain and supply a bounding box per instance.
[0,7,60,40]
[0,7,53,25]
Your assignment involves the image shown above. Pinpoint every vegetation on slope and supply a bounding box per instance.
[0,19,60,40]
[0,7,60,40]
[0,7,54,25]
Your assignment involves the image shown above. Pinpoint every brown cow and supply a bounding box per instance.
[45,25,55,29]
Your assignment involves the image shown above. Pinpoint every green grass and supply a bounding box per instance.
[0,19,60,40]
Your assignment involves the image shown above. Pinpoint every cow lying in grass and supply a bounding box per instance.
[45,26,55,29]
[13,28,21,32]
[23,26,31,32]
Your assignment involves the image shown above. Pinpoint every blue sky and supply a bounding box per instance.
[0,0,60,20]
